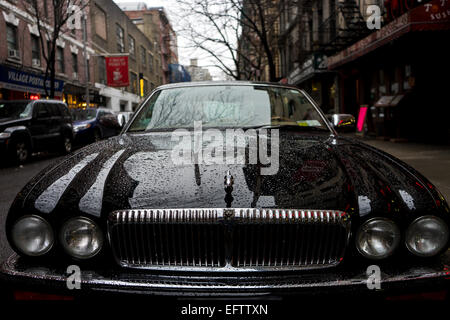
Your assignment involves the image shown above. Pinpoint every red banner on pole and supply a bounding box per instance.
[105,56,129,87]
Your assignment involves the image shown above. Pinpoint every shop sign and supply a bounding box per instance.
[105,56,129,87]
[0,65,64,95]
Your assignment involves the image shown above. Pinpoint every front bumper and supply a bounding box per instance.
[1,252,450,298]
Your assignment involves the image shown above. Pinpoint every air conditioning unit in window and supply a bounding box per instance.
[72,72,78,79]
[32,59,41,67]
[8,49,20,60]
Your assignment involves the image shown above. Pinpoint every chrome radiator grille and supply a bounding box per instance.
[107,209,351,271]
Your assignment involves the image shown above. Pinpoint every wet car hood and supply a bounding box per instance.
[10,131,446,222]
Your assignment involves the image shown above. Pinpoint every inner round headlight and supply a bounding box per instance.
[11,215,54,256]
[406,215,449,257]
[356,218,400,260]
[60,217,103,259]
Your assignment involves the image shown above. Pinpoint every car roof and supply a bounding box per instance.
[156,80,299,91]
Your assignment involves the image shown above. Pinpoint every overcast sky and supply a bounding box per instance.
[114,0,226,80]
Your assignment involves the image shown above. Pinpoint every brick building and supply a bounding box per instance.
[90,0,163,112]
[118,3,179,84]
[0,0,95,103]
[0,0,164,112]
[274,0,450,142]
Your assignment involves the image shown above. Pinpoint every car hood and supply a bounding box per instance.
[0,117,30,130]
[12,132,446,222]
[73,119,95,126]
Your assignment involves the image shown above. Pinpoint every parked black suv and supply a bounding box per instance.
[0,100,73,164]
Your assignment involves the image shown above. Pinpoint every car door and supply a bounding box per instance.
[29,102,53,150]
[48,103,63,144]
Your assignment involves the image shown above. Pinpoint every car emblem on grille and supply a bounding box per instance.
[224,170,234,207]
[224,170,234,191]
[224,209,235,219]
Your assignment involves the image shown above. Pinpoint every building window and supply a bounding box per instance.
[140,46,146,68]
[31,35,40,65]
[128,35,135,57]
[94,5,107,40]
[149,53,154,72]
[6,24,18,53]
[56,46,65,73]
[403,65,412,90]
[72,53,78,75]
[130,72,137,94]
[116,24,125,53]
[379,69,386,95]
[98,56,106,84]
[87,59,90,82]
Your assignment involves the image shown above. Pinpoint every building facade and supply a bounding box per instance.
[277,0,374,114]
[185,59,212,82]
[90,0,163,112]
[0,0,164,112]
[237,0,282,82]
[0,0,96,104]
[327,0,450,143]
[274,0,450,143]
[118,3,179,85]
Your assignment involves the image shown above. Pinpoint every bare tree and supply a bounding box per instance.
[177,0,289,82]
[23,0,88,98]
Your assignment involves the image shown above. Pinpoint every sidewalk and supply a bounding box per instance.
[344,134,450,203]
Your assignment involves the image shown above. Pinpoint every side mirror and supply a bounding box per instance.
[327,114,356,132]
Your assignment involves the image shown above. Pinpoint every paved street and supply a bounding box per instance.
[0,138,449,265]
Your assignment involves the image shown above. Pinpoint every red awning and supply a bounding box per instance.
[328,0,450,69]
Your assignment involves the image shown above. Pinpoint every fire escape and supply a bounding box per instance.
[318,0,373,56]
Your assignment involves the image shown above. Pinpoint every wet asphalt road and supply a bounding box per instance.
[0,138,449,265]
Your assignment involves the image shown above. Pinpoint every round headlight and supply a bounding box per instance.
[60,217,103,259]
[406,215,449,257]
[356,218,400,260]
[11,215,54,256]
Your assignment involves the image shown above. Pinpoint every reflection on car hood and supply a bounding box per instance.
[11,131,445,222]
[73,119,95,126]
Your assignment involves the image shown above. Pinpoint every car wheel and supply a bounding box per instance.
[11,138,30,164]
[61,134,73,154]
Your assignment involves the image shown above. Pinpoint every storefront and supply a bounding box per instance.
[328,0,450,143]
[0,64,64,100]
[287,54,337,116]
[63,83,103,109]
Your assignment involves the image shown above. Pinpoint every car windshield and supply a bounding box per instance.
[128,85,329,132]
[0,101,33,119]
[71,108,97,121]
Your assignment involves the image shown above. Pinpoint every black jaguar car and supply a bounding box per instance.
[1,82,449,299]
